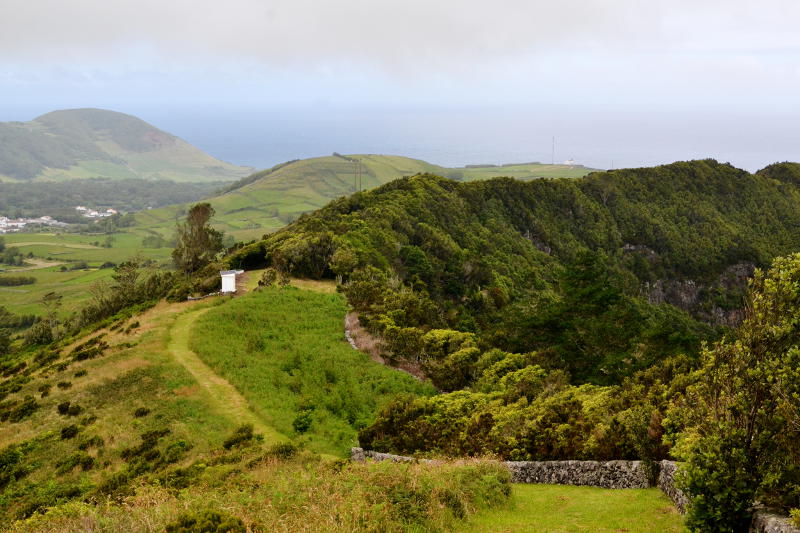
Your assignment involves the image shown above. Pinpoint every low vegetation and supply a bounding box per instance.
[190,286,435,456]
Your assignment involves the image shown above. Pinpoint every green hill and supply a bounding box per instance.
[0,109,251,183]
[136,154,597,241]
[230,159,800,383]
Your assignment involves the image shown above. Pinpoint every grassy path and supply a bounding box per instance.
[167,305,287,444]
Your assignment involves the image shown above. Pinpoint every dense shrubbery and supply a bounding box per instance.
[233,161,800,386]
[0,276,35,287]
[677,254,800,530]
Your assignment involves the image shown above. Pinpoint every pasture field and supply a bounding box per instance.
[189,285,436,456]
[1,232,173,316]
[466,484,686,532]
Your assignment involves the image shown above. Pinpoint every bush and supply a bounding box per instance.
[222,424,256,450]
[78,435,104,450]
[0,276,35,286]
[74,369,88,377]
[133,407,150,417]
[1,396,39,423]
[292,411,312,434]
[61,425,79,440]
[56,381,72,390]
[55,452,94,474]
[264,442,299,460]
[164,510,245,533]
[57,401,71,415]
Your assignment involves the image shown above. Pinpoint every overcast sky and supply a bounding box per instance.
[1,1,799,168]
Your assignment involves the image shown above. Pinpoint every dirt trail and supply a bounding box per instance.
[167,306,286,444]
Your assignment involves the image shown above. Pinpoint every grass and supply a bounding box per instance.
[0,109,250,183]
[465,484,686,532]
[1,232,173,316]
[10,457,512,533]
[167,306,286,445]
[189,286,436,456]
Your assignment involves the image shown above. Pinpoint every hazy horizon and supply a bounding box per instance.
[2,0,798,172]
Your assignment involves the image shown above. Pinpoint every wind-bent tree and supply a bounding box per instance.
[172,203,224,273]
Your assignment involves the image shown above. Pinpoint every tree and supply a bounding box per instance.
[680,253,800,531]
[172,203,224,273]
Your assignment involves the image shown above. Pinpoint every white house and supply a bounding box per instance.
[220,270,244,293]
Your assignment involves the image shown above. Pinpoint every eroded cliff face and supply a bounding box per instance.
[626,243,754,328]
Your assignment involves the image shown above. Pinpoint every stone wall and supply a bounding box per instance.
[351,448,800,531]
[658,460,689,513]
[506,460,649,489]
[750,512,800,533]
[351,448,648,488]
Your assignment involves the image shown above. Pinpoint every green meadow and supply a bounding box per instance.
[466,484,686,532]
[189,286,436,456]
[1,232,173,316]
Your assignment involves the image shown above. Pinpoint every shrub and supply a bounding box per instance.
[38,383,52,398]
[791,509,800,528]
[292,411,312,434]
[67,404,83,417]
[74,369,88,378]
[222,424,257,450]
[61,425,79,440]
[57,401,71,415]
[164,510,245,533]
[6,396,39,422]
[78,435,104,450]
[133,407,150,418]
[264,442,299,460]
[55,452,95,474]
[56,381,72,390]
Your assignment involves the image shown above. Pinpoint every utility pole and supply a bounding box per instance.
[551,136,555,165]
[353,159,363,192]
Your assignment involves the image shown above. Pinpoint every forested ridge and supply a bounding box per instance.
[228,160,800,485]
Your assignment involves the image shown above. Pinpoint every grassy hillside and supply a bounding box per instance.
[0,274,686,531]
[0,109,250,183]
[0,282,444,526]
[137,154,597,241]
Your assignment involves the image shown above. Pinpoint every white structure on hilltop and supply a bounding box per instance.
[220,270,244,293]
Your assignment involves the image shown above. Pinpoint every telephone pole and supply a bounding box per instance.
[353,159,363,192]
[551,136,555,165]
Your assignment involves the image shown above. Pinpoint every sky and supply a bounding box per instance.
[1,0,799,170]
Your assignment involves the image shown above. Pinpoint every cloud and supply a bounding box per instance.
[2,0,798,73]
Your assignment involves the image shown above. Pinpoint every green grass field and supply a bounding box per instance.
[466,484,686,532]
[189,286,436,456]
[1,232,173,316]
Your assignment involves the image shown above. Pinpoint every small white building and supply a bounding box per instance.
[220,270,244,293]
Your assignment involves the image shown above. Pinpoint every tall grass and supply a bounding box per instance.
[11,455,512,533]
[190,287,435,456]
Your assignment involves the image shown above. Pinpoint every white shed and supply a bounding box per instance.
[220,269,244,293]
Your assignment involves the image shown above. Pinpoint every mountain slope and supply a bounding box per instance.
[136,154,596,241]
[0,108,251,183]
[229,159,800,382]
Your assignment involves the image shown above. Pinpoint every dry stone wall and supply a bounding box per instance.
[351,448,800,530]
[506,460,649,488]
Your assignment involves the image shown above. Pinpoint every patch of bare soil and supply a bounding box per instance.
[344,312,427,381]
